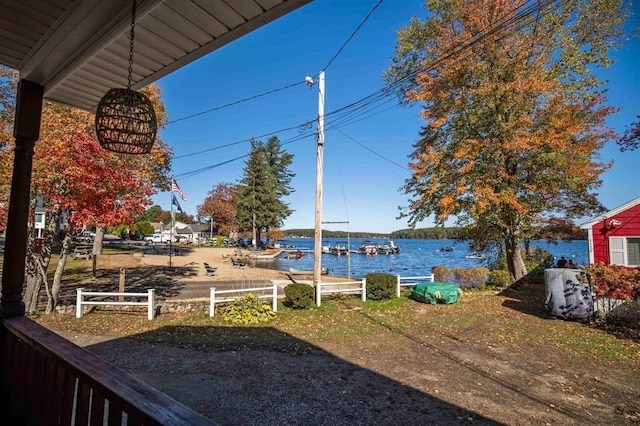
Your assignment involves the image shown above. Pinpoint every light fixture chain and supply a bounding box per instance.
[127,0,137,89]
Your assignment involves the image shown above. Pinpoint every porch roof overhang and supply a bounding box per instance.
[0,0,311,111]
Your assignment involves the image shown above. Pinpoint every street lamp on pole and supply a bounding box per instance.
[307,71,325,304]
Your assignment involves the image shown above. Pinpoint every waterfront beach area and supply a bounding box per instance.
[138,245,292,282]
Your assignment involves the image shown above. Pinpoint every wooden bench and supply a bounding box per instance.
[203,262,217,276]
[231,258,247,269]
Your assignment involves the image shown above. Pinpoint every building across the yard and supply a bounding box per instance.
[580,196,640,266]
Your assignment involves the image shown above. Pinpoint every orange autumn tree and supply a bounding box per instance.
[29,97,170,314]
[197,182,238,237]
[0,66,18,224]
[0,69,172,313]
[385,0,627,282]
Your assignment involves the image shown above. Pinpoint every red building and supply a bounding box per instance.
[580,196,640,266]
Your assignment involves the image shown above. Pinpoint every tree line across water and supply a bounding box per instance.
[284,227,463,239]
[283,227,586,241]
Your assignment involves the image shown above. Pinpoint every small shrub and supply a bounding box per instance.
[583,262,640,300]
[284,283,314,309]
[218,293,276,324]
[488,269,512,288]
[432,266,450,282]
[365,273,396,300]
[451,267,490,289]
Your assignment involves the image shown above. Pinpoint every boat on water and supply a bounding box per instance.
[357,240,400,255]
[286,250,306,259]
[439,246,455,252]
[465,254,486,260]
[378,240,400,254]
[357,240,378,255]
[288,267,329,275]
[324,242,348,256]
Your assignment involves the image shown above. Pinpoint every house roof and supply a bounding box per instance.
[175,226,195,234]
[0,0,311,111]
[190,223,211,232]
[580,196,640,229]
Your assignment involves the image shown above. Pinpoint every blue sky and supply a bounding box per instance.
[155,0,640,234]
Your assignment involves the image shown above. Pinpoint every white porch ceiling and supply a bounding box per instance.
[0,0,311,110]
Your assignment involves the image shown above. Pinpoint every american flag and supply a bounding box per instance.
[171,177,187,201]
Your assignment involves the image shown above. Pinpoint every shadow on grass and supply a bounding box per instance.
[499,280,552,320]
[84,325,504,425]
[52,264,197,306]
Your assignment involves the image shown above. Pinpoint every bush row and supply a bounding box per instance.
[215,266,504,323]
[431,267,490,289]
[582,262,640,300]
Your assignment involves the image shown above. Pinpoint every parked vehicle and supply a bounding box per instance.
[144,233,176,243]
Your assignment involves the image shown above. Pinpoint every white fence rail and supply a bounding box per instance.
[316,279,366,307]
[396,274,435,297]
[594,297,632,314]
[209,285,278,317]
[76,288,155,320]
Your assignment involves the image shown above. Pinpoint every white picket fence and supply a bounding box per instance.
[209,285,278,317]
[396,274,435,297]
[594,297,632,314]
[316,279,366,307]
[76,288,156,320]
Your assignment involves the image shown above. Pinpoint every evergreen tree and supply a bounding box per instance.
[236,137,294,247]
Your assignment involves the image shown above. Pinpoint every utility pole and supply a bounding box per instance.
[312,71,325,295]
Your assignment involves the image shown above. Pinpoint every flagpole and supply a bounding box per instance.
[169,176,187,268]
[169,180,173,268]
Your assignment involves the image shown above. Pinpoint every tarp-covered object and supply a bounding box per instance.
[411,282,462,304]
[544,268,594,321]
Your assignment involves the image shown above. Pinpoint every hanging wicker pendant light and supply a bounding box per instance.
[95,0,157,154]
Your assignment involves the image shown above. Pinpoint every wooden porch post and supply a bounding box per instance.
[0,79,43,318]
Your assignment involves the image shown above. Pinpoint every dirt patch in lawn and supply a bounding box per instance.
[37,254,640,425]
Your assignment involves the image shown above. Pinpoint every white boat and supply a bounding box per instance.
[357,240,378,255]
[465,254,486,260]
[357,240,400,255]
[288,267,329,275]
[328,243,348,256]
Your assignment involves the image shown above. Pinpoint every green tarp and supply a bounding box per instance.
[410,282,462,304]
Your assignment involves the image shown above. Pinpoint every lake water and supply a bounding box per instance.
[262,237,588,278]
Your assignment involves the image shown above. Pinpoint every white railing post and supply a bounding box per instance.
[272,284,278,312]
[76,288,84,318]
[316,281,322,307]
[396,275,401,298]
[209,287,216,317]
[147,289,155,320]
[362,278,367,302]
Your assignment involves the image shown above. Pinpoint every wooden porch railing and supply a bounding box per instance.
[0,316,215,425]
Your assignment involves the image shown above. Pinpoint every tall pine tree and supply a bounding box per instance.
[236,136,294,247]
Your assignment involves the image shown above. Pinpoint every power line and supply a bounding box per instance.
[322,0,559,130]
[334,128,410,171]
[171,0,560,180]
[173,121,314,159]
[166,79,307,125]
[323,0,385,72]
[173,0,554,161]
[175,132,315,180]
[164,0,386,128]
